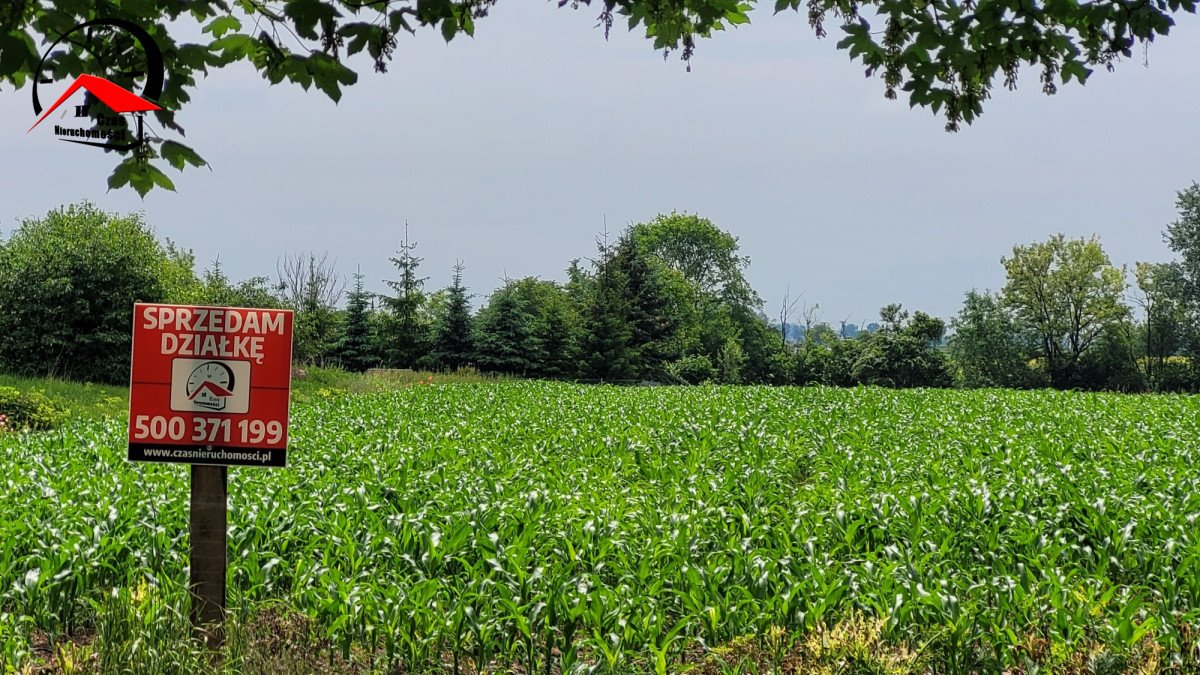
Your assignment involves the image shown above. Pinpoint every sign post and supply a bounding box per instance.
[127,303,293,643]
[189,465,226,644]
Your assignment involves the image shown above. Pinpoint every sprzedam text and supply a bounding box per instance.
[141,305,288,365]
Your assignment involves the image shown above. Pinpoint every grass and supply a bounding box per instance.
[0,366,502,421]
[0,373,127,420]
[3,382,1200,672]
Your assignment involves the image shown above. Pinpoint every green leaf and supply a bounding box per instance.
[441,17,459,42]
[108,158,175,196]
[0,31,37,80]
[284,0,340,40]
[147,164,177,192]
[210,33,255,63]
[725,11,751,25]
[203,15,242,38]
[160,140,208,171]
[339,23,380,56]
[106,158,137,192]
[307,53,358,102]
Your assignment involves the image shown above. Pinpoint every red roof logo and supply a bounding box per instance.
[27,73,160,133]
[187,380,234,401]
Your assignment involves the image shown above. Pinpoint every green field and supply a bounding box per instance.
[2,383,1200,673]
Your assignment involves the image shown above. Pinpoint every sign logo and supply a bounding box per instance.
[27,18,164,151]
[172,358,251,414]
[129,304,294,468]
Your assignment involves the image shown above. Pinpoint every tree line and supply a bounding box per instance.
[2,187,1200,393]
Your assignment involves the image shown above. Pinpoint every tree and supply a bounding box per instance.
[1001,234,1127,388]
[0,202,194,383]
[378,225,430,368]
[1132,262,1187,389]
[1163,182,1200,367]
[632,212,759,309]
[181,258,282,308]
[612,232,681,380]
[579,236,635,381]
[280,252,344,364]
[336,271,377,373]
[716,336,747,384]
[506,277,581,379]
[1164,182,1200,297]
[426,262,476,371]
[8,1,1189,193]
[850,304,952,388]
[276,251,344,309]
[947,290,1043,388]
[727,303,792,384]
[474,281,543,375]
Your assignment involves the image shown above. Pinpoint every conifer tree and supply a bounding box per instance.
[336,271,377,373]
[427,261,475,370]
[474,281,543,375]
[379,223,430,367]
[613,232,680,380]
[580,235,635,381]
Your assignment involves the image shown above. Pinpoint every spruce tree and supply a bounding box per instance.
[474,282,543,375]
[580,236,635,381]
[379,223,430,367]
[614,232,680,380]
[336,271,376,373]
[428,262,475,370]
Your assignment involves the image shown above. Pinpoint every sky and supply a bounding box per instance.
[1,5,1198,326]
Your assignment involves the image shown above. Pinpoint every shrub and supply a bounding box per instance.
[665,354,716,384]
[0,203,195,384]
[0,386,67,430]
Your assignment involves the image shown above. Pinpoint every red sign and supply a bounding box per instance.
[128,303,294,467]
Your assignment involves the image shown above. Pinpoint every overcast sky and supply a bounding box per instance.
[1,5,1197,324]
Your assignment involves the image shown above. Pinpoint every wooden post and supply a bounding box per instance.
[190,465,227,646]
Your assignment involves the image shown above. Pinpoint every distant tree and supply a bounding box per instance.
[716,336,747,384]
[664,354,717,384]
[1077,321,1146,392]
[948,290,1043,388]
[379,224,430,368]
[426,262,476,371]
[295,257,344,364]
[277,251,344,309]
[727,304,791,384]
[474,281,543,375]
[1001,234,1127,388]
[579,236,635,381]
[1132,262,1188,389]
[778,289,802,347]
[507,277,581,379]
[184,259,282,308]
[1164,182,1200,299]
[0,202,194,384]
[851,304,952,388]
[1163,182,1200,372]
[336,272,377,373]
[277,251,344,364]
[613,232,682,380]
[632,212,759,310]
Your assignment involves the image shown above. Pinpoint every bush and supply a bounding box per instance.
[665,354,716,384]
[1155,358,1196,393]
[0,386,67,430]
[0,203,195,384]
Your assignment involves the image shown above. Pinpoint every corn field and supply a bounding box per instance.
[2,383,1200,673]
